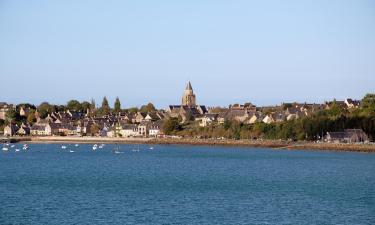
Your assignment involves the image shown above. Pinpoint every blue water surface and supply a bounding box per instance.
[0,144,374,224]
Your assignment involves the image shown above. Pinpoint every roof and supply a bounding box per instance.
[186,81,193,90]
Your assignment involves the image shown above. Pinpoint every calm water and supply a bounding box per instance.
[0,144,374,224]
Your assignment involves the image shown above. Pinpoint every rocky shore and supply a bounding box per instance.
[4,136,374,153]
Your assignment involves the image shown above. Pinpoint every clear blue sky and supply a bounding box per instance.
[1,0,374,108]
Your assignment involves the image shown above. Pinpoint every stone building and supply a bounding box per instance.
[182,81,196,107]
[168,81,207,121]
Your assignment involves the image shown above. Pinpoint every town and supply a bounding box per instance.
[1,82,374,143]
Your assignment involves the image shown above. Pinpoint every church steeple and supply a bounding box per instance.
[186,81,193,91]
[182,81,196,107]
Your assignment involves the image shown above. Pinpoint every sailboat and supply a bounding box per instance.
[114,144,122,154]
[2,145,9,151]
[2,141,10,151]
[132,144,140,152]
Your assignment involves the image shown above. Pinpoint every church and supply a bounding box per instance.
[168,81,207,121]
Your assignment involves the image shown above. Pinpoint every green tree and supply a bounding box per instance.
[67,100,82,112]
[5,108,18,123]
[97,96,110,116]
[37,102,53,118]
[140,103,156,114]
[27,109,36,124]
[361,93,375,114]
[90,124,100,136]
[128,107,138,114]
[81,101,91,112]
[163,117,181,135]
[114,97,121,113]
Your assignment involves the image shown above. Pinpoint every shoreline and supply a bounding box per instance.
[5,136,375,153]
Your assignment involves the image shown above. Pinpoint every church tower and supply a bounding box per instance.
[181,81,196,107]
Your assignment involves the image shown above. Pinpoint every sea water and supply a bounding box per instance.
[1,144,374,224]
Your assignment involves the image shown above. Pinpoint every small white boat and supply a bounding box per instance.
[69,150,75,153]
[149,146,154,150]
[61,145,67,149]
[23,144,29,150]
[92,144,98,150]
[98,144,105,149]
[75,144,79,147]
[114,144,122,154]
[2,147,9,151]
[10,145,15,148]
[15,149,20,152]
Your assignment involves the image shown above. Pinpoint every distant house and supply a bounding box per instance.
[30,124,52,136]
[138,122,149,136]
[17,123,30,136]
[19,107,30,116]
[4,124,19,136]
[119,124,138,137]
[345,99,361,109]
[262,115,274,124]
[246,113,263,124]
[0,103,12,120]
[149,122,162,137]
[198,114,218,127]
[326,129,369,143]
[135,112,147,123]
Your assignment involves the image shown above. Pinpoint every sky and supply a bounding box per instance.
[0,0,374,109]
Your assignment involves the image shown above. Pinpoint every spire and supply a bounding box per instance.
[186,81,193,91]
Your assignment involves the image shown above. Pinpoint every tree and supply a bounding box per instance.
[362,93,375,114]
[163,118,182,135]
[27,109,36,124]
[114,97,121,113]
[81,101,91,112]
[96,97,110,116]
[140,103,156,114]
[37,102,53,118]
[90,98,96,110]
[90,124,100,136]
[67,100,82,112]
[5,108,18,123]
[128,107,139,114]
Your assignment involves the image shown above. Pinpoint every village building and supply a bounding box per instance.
[30,124,52,136]
[0,102,13,120]
[262,115,275,124]
[4,124,19,136]
[168,81,207,121]
[345,98,361,109]
[16,123,30,136]
[149,121,162,137]
[120,124,139,137]
[326,129,369,143]
[197,114,218,127]
[19,107,30,116]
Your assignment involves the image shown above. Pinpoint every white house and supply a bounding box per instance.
[120,124,138,137]
[262,115,274,124]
